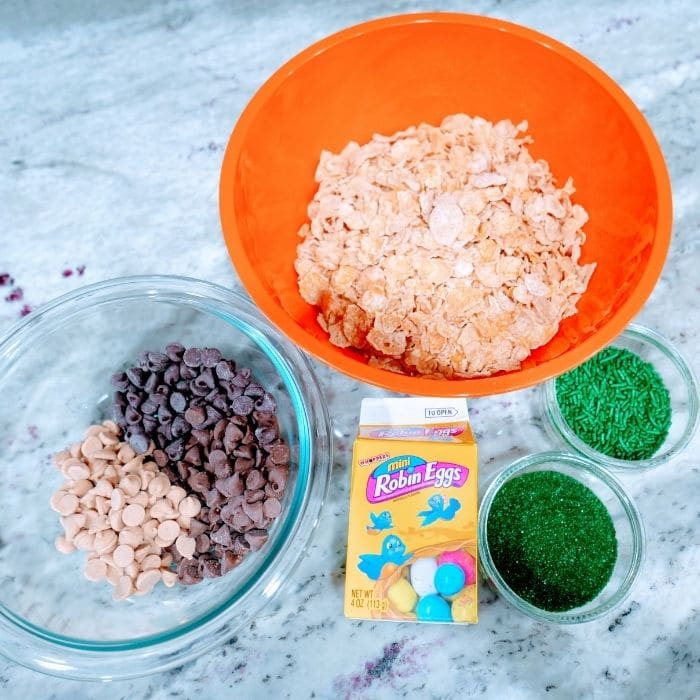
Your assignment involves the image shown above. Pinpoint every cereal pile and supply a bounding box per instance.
[50,344,289,598]
[295,113,596,378]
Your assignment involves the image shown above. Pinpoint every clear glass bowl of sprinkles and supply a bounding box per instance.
[0,276,332,680]
[478,452,645,624]
[541,324,699,470]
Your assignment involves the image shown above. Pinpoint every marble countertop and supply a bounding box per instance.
[1,0,699,697]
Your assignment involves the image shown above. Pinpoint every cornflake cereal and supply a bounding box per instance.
[295,114,596,377]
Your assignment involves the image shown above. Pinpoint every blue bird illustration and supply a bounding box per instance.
[357,535,412,581]
[418,494,461,527]
[366,510,393,533]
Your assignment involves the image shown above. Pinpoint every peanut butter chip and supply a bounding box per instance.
[122,503,146,527]
[175,535,196,559]
[84,559,107,582]
[113,544,135,568]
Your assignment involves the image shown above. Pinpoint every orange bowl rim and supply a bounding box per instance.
[219,12,673,397]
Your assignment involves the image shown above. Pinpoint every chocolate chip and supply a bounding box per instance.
[245,488,265,503]
[255,426,277,444]
[210,524,232,548]
[195,534,210,553]
[171,415,189,438]
[232,511,253,532]
[110,372,130,390]
[169,392,186,413]
[215,360,235,381]
[208,449,228,470]
[165,342,185,361]
[246,470,265,491]
[126,367,147,388]
[205,488,225,508]
[234,457,254,473]
[142,416,157,434]
[200,557,222,578]
[232,368,251,387]
[129,431,150,454]
[180,363,197,380]
[231,395,254,416]
[268,466,288,491]
[126,390,142,409]
[147,351,169,371]
[190,429,210,447]
[241,499,263,524]
[185,405,206,427]
[215,473,243,498]
[141,398,158,415]
[189,518,208,537]
[183,347,203,367]
[164,363,180,385]
[255,393,276,413]
[269,444,290,465]
[244,529,269,551]
[232,534,251,555]
[165,438,184,461]
[263,498,282,518]
[244,383,265,399]
[187,470,210,493]
[183,445,202,466]
[221,551,242,575]
[153,449,168,467]
[201,347,222,367]
[189,379,210,397]
[144,372,158,394]
[157,405,173,424]
[125,406,141,425]
[224,423,244,451]
[178,559,202,585]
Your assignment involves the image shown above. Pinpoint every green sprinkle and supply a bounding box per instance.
[555,346,672,460]
[487,471,617,612]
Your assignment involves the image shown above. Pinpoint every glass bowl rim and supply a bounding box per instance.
[477,451,645,624]
[0,274,333,678]
[541,323,699,470]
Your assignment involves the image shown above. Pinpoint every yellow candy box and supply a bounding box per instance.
[344,398,478,624]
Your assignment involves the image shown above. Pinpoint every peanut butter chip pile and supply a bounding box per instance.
[295,113,596,378]
[51,421,189,600]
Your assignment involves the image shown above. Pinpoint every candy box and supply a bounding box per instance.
[344,398,478,624]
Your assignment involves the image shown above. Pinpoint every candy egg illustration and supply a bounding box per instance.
[438,549,477,585]
[416,594,452,622]
[434,563,466,597]
[409,556,439,597]
[387,577,418,613]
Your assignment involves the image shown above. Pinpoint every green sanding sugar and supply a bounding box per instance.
[487,470,617,612]
[555,346,672,461]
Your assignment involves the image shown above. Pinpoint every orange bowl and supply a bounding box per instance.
[219,13,672,396]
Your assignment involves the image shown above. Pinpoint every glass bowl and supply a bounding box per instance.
[478,452,644,624]
[0,275,332,680]
[541,324,699,470]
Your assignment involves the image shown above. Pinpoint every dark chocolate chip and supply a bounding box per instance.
[165,342,185,361]
[165,438,185,461]
[129,431,150,454]
[200,557,221,578]
[189,518,208,537]
[254,393,276,413]
[147,351,169,371]
[126,367,147,388]
[201,347,222,368]
[191,429,211,447]
[183,347,203,368]
[164,363,180,386]
[169,392,186,413]
[171,415,189,438]
[244,383,265,399]
[231,395,255,416]
[210,524,232,548]
[142,416,157,434]
[141,398,158,415]
[110,372,130,390]
[180,363,197,380]
[125,406,141,425]
[215,360,235,381]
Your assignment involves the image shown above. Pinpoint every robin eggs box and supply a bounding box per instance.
[344,398,478,624]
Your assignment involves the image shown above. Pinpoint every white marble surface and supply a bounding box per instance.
[1,0,699,697]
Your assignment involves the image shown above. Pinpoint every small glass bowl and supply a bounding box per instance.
[541,324,699,470]
[478,452,644,624]
[0,275,332,680]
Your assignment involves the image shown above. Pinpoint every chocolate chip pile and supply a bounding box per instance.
[110,344,289,585]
